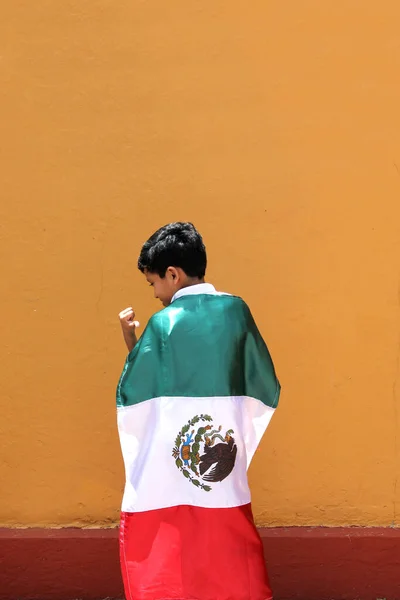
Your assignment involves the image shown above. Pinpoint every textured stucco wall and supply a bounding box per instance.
[1,1,400,527]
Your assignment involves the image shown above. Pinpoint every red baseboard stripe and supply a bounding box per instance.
[0,527,399,600]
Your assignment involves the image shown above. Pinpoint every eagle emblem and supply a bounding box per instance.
[172,414,237,492]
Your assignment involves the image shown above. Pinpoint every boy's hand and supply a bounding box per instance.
[119,307,140,352]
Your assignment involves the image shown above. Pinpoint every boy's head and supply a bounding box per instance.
[138,222,207,306]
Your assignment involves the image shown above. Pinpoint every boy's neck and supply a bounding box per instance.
[179,276,205,291]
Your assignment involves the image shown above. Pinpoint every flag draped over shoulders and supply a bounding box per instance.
[117,287,280,600]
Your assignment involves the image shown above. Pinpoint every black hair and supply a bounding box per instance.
[138,222,207,278]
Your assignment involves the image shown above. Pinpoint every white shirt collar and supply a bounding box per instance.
[171,283,216,304]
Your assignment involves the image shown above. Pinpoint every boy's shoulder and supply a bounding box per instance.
[209,292,251,310]
[149,293,252,328]
[138,293,258,351]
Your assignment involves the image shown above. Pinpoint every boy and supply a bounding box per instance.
[117,222,280,600]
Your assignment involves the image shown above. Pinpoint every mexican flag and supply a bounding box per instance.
[117,284,280,600]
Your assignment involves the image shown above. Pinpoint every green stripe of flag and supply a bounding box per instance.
[117,295,280,408]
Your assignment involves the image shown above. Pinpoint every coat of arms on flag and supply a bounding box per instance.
[172,414,237,491]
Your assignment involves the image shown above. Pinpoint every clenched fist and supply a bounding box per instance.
[119,307,140,352]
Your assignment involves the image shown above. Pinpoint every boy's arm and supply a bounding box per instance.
[119,307,140,352]
[117,312,165,407]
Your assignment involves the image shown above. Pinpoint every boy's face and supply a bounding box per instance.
[144,268,179,307]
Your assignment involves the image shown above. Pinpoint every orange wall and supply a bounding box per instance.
[2,1,400,527]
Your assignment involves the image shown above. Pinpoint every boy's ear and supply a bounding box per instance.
[166,266,179,280]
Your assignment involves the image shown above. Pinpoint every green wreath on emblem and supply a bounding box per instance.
[172,414,237,492]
